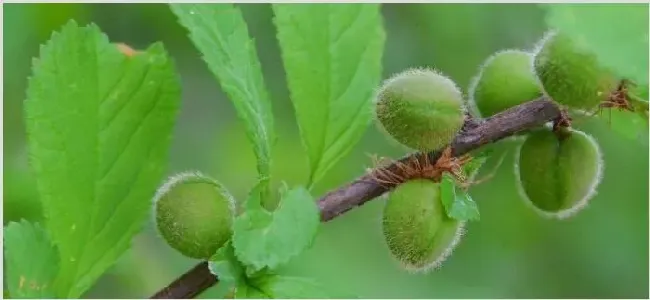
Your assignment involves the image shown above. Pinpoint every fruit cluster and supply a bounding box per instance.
[373,30,617,273]
[151,30,627,274]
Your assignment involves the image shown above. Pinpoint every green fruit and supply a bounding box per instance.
[154,171,235,259]
[515,128,603,219]
[382,179,464,272]
[375,68,466,151]
[469,50,542,117]
[534,31,619,111]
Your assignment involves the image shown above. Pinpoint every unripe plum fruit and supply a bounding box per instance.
[534,31,619,111]
[469,50,542,117]
[154,171,236,259]
[382,179,465,272]
[375,68,466,152]
[515,128,603,219]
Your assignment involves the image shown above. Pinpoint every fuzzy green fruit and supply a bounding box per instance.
[154,171,235,259]
[534,31,619,111]
[469,50,542,117]
[375,68,466,151]
[515,128,603,219]
[382,179,464,272]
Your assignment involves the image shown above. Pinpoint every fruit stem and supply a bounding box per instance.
[552,108,572,133]
[553,126,573,141]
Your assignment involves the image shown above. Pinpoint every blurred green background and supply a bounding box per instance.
[3,3,648,299]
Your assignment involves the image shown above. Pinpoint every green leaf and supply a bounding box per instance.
[208,242,245,285]
[208,242,244,297]
[544,4,649,84]
[170,4,274,198]
[24,21,180,297]
[208,241,272,299]
[248,275,352,299]
[232,186,320,272]
[209,243,346,298]
[245,177,271,211]
[235,284,270,299]
[3,220,59,299]
[440,174,480,221]
[454,189,480,221]
[272,4,386,187]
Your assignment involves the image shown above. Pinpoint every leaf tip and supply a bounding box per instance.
[115,43,139,57]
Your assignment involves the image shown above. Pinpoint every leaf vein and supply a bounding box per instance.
[74,81,164,284]
[100,66,152,132]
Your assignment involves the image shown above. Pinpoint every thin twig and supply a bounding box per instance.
[150,261,217,299]
[150,97,562,299]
